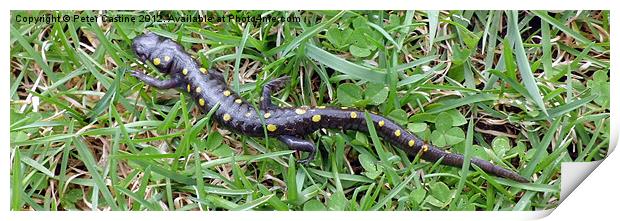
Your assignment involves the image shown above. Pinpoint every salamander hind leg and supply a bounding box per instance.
[261,76,291,109]
[277,135,316,165]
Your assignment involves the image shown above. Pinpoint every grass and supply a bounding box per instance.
[9,10,610,211]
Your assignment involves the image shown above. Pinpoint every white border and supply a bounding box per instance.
[2,0,617,10]
[3,1,617,221]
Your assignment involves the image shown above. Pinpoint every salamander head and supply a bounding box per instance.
[132,32,185,73]
[132,32,161,62]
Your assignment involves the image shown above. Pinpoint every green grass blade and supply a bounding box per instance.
[370,167,417,211]
[286,156,298,203]
[11,149,23,210]
[21,156,55,178]
[231,194,274,211]
[426,93,496,114]
[307,168,374,183]
[540,19,553,79]
[116,185,161,211]
[531,11,605,52]
[366,21,401,51]
[10,24,57,82]
[73,137,119,210]
[427,10,439,47]
[232,23,252,93]
[276,11,346,57]
[155,27,266,51]
[528,94,597,121]
[450,113,474,210]
[522,119,561,177]
[508,11,549,117]
[305,44,386,83]
[393,55,439,72]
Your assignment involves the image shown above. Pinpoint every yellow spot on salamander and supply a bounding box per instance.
[235,99,242,104]
[394,130,401,137]
[187,84,191,92]
[267,124,277,132]
[153,58,161,65]
[223,114,231,121]
[312,115,321,122]
[317,106,326,109]
[350,112,357,118]
[341,107,349,110]
[408,140,415,147]
[182,69,188,75]
[422,144,429,153]
[199,98,205,106]
[196,87,202,93]
[295,108,306,115]
[200,68,207,74]
[164,55,171,62]
[264,112,271,119]
[245,112,252,117]
[378,120,385,127]
[223,90,231,96]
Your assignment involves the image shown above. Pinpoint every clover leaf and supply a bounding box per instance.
[388,109,408,125]
[326,25,353,50]
[430,112,465,147]
[349,45,371,57]
[337,83,389,108]
[431,127,466,147]
[588,70,610,108]
[424,181,453,208]
[337,83,363,106]
[434,112,453,131]
[366,83,389,105]
[359,153,382,179]
[491,136,511,158]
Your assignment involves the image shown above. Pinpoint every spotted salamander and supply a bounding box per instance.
[130,32,528,183]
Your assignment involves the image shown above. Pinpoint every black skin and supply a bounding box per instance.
[131,32,529,183]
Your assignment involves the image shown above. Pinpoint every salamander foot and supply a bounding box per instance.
[277,135,316,165]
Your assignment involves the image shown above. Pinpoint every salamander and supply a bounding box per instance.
[130,32,528,183]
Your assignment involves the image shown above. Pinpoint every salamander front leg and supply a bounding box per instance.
[131,70,183,89]
[278,135,316,165]
[261,76,291,109]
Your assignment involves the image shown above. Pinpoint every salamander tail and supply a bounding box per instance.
[419,143,529,183]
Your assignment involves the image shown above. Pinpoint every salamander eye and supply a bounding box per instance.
[132,33,162,61]
[132,45,145,61]
[136,52,146,61]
